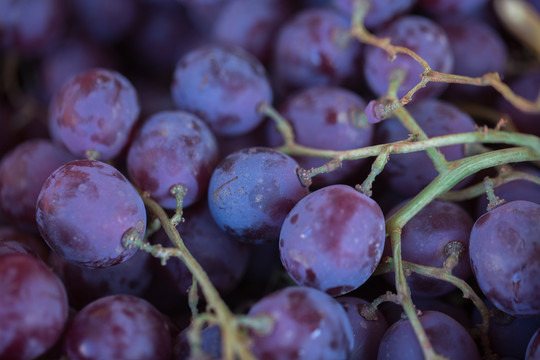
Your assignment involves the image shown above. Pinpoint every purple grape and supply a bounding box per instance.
[280,184,385,296]
[126,110,219,209]
[441,18,508,99]
[171,44,273,136]
[497,68,540,137]
[272,8,363,95]
[417,0,489,17]
[48,249,154,309]
[36,159,146,268]
[378,310,480,359]
[376,98,477,196]
[526,328,540,360]
[469,200,540,317]
[152,199,251,296]
[331,0,416,29]
[208,147,309,244]
[336,297,388,360]
[174,325,221,360]
[247,286,354,360]
[382,199,473,297]
[211,0,294,65]
[364,15,453,100]
[0,226,49,260]
[70,0,140,43]
[0,253,68,360]
[0,0,66,56]
[62,295,171,360]
[266,86,373,187]
[48,68,140,161]
[0,139,75,232]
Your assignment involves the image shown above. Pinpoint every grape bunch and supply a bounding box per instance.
[1,0,540,359]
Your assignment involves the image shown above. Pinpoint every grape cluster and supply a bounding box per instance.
[1,0,540,359]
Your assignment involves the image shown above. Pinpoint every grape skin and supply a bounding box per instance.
[48,68,140,161]
[469,200,540,317]
[208,147,309,244]
[36,159,146,268]
[280,184,385,296]
[247,286,354,360]
[331,0,416,29]
[377,310,481,360]
[127,110,219,209]
[526,328,540,360]
[63,294,171,360]
[0,253,69,360]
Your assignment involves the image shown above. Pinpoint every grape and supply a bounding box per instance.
[0,139,75,232]
[526,328,540,360]
[152,199,251,296]
[211,0,294,65]
[70,0,140,43]
[171,44,273,136]
[0,0,65,56]
[376,98,477,196]
[0,253,68,360]
[377,310,481,360]
[48,249,154,309]
[441,18,508,99]
[62,294,171,360]
[0,226,49,260]
[330,0,416,29]
[497,69,540,137]
[247,286,354,360]
[469,200,540,317]
[265,86,373,187]
[336,296,388,360]
[364,15,453,100]
[36,159,146,268]
[280,184,385,296]
[126,110,219,209]
[174,325,221,360]
[48,68,140,161]
[272,8,363,95]
[383,199,473,297]
[208,147,309,244]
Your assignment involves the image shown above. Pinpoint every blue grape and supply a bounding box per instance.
[174,325,221,360]
[62,295,171,360]
[36,159,146,268]
[337,296,388,360]
[126,110,219,209]
[417,0,489,17]
[0,226,50,260]
[171,44,273,136]
[331,0,416,29]
[211,0,294,65]
[383,199,473,297]
[208,147,309,244]
[272,8,363,95]
[376,98,476,196]
[265,86,373,187]
[0,253,68,360]
[247,286,354,360]
[48,68,140,160]
[280,184,385,296]
[377,310,481,360]
[364,15,453,99]
[469,200,540,317]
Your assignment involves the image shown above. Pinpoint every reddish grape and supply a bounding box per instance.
[247,286,354,360]
[0,253,68,360]
[48,68,140,160]
[63,295,171,360]
[469,200,540,317]
[280,184,385,296]
[36,159,146,268]
[127,110,219,209]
